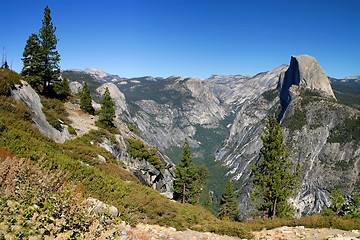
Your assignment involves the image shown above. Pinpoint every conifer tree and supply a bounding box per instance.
[53,77,70,100]
[99,87,115,126]
[251,115,300,219]
[173,139,200,204]
[80,82,94,115]
[218,179,239,220]
[39,5,61,95]
[21,33,43,91]
[22,6,60,95]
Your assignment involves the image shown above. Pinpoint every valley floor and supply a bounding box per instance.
[115,223,360,240]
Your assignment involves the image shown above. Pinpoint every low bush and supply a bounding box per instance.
[40,96,70,130]
[0,69,21,96]
[126,137,164,171]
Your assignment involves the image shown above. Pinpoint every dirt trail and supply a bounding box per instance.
[64,102,98,137]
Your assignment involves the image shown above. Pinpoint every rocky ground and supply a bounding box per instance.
[115,223,360,240]
[64,102,98,137]
[252,226,360,240]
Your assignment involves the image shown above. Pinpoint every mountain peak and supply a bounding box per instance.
[84,68,110,79]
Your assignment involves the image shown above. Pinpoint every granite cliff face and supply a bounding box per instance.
[10,80,70,143]
[214,55,359,216]
[278,55,336,120]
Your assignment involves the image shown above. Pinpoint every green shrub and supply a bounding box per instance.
[40,96,70,130]
[126,138,164,171]
[262,89,278,102]
[0,69,21,96]
[68,126,77,135]
[95,120,120,134]
[281,107,307,131]
[328,117,360,143]
[0,121,5,132]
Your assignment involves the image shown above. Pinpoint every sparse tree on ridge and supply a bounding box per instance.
[99,87,115,126]
[251,115,300,219]
[173,139,200,204]
[80,82,94,115]
[218,179,239,221]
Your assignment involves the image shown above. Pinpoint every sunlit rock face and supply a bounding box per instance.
[278,55,336,120]
[214,55,359,217]
[11,80,70,143]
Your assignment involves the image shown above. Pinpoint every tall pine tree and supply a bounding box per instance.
[218,179,239,220]
[251,115,300,219]
[80,82,94,115]
[173,139,200,204]
[39,5,61,95]
[99,87,115,126]
[22,6,60,95]
[21,33,43,91]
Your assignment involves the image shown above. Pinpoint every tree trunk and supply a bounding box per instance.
[272,198,277,219]
[182,184,186,204]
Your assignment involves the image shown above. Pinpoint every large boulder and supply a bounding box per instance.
[82,197,118,218]
[96,83,129,117]
[11,80,70,143]
[69,81,82,94]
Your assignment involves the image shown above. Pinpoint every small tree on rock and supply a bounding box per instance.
[218,179,239,221]
[80,82,94,115]
[251,115,300,219]
[173,139,200,204]
[99,87,115,126]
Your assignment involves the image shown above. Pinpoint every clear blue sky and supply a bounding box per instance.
[1,0,359,79]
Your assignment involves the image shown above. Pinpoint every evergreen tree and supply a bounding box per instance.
[218,179,239,220]
[38,5,61,95]
[53,77,70,100]
[22,6,60,95]
[251,115,300,219]
[21,33,43,91]
[173,139,200,204]
[330,188,346,216]
[202,192,213,212]
[80,82,94,115]
[99,87,115,126]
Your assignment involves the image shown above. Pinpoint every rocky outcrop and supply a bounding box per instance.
[96,82,129,117]
[278,55,336,120]
[69,81,82,94]
[99,135,176,198]
[11,80,70,143]
[208,64,288,109]
[83,197,118,218]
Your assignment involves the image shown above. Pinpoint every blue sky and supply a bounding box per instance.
[1,0,359,79]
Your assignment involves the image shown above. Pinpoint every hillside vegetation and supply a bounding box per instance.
[0,69,254,238]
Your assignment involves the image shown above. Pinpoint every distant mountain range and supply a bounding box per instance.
[62,55,360,216]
